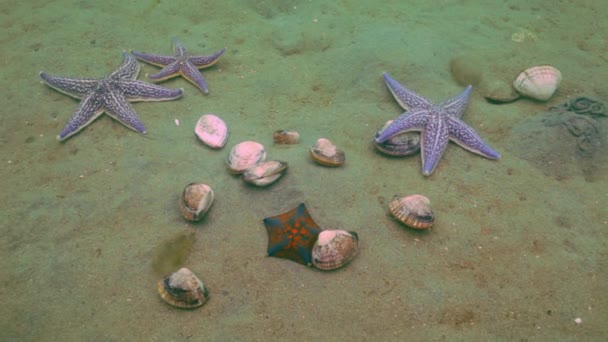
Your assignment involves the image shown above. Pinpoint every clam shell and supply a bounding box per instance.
[312,230,359,270]
[373,120,421,156]
[389,194,434,229]
[157,268,209,309]
[273,130,300,144]
[481,79,521,104]
[195,114,229,149]
[310,138,345,166]
[178,183,214,222]
[226,141,266,174]
[512,65,561,101]
[242,160,288,186]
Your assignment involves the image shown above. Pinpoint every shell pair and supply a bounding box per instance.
[227,141,288,186]
[311,230,359,270]
[484,65,562,104]
[157,268,209,309]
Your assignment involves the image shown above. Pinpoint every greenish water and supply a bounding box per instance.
[1,0,607,340]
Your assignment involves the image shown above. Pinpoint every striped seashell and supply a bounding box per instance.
[389,194,434,229]
[512,65,561,101]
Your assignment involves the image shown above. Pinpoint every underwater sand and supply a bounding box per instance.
[1,0,607,340]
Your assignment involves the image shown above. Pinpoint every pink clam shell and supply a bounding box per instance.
[195,114,229,149]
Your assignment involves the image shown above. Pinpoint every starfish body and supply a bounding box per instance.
[40,51,183,141]
[131,38,226,94]
[375,72,500,176]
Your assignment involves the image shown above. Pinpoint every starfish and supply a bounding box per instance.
[375,72,500,176]
[131,37,226,94]
[40,51,183,141]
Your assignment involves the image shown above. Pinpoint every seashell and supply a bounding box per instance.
[312,230,359,270]
[310,138,345,167]
[157,268,209,309]
[512,65,561,101]
[195,114,229,149]
[242,160,288,187]
[389,194,434,229]
[373,120,420,156]
[273,130,300,144]
[481,79,521,104]
[178,183,214,222]
[226,141,266,174]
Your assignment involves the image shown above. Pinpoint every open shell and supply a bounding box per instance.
[226,141,266,174]
[310,138,345,166]
[273,130,300,144]
[389,194,434,229]
[178,183,214,222]
[312,230,359,270]
[157,268,209,309]
[373,120,421,156]
[242,160,288,187]
[512,65,561,101]
[195,114,229,149]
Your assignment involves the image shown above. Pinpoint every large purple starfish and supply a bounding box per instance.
[131,38,226,94]
[40,51,183,141]
[375,72,500,176]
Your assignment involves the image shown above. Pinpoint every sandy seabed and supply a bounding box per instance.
[1,0,607,340]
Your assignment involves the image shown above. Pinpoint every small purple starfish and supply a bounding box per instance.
[375,72,500,176]
[131,37,226,94]
[40,51,183,141]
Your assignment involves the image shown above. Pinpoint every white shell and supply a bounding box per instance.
[195,114,229,149]
[226,141,266,174]
[242,160,288,186]
[512,65,561,101]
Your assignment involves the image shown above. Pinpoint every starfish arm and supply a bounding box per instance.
[146,61,182,81]
[110,52,140,80]
[57,93,105,141]
[39,72,99,99]
[181,60,210,93]
[103,94,147,134]
[131,50,177,67]
[420,117,450,176]
[375,108,429,142]
[118,80,183,101]
[172,37,188,57]
[383,72,432,110]
[447,116,501,159]
[439,85,472,118]
[188,48,226,67]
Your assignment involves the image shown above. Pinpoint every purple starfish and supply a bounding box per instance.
[40,51,183,141]
[375,72,500,176]
[131,37,226,94]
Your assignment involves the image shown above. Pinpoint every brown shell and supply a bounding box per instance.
[312,230,359,270]
[157,268,209,309]
[481,79,521,104]
[310,138,345,167]
[389,194,434,229]
[242,160,288,187]
[178,183,214,222]
[273,130,300,144]
[226,141,267,174]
